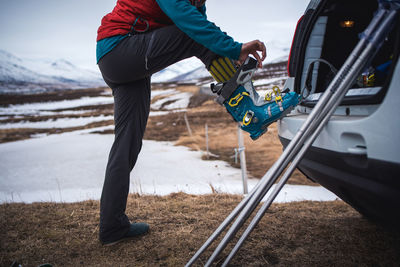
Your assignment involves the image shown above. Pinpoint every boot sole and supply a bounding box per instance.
[251,105,296,141]
[102,230,150,246]
[102,236,136,246]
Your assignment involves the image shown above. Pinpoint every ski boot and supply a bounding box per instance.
[211,57,300,140]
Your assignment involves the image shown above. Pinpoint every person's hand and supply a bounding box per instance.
[238,40,266,68]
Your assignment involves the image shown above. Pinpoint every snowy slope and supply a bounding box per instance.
[0,50,60,84]
[23,57,104,84]
[0,130,338,203]
[151,56,204,83]
[0,50,105,94]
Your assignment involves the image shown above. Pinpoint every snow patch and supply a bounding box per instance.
[151,92,192,110]
[151,57,203,83]
[0,115,113,129]
[253,77,287,87]
[0,131,338,204]
[0,96,114,116]
[151,89,177,98]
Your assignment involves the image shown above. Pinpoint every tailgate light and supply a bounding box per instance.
[340,20,355,28]
[287,15,304,77]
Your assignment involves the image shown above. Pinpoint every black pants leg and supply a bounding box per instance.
[99,78,151,243]
[98,25,217,243]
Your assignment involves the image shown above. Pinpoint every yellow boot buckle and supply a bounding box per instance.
[265,92,273,101]
[228,92,250,107]
[243,110,254,126]
[228,93,243,107]
[273,86,282,103]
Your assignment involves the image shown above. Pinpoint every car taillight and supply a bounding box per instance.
[287,15,304,77]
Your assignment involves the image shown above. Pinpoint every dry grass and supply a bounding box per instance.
[1,193,399,266]
[176,85,201,94]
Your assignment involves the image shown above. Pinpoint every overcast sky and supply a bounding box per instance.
[0,0,309,70]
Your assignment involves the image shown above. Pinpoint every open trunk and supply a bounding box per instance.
[289,0,399,107]
[281,0,400,226]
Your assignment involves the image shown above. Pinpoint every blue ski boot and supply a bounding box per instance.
[211,57,300,140]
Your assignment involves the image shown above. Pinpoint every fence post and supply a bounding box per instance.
[205,123,209,159]
[237,124,248,194]
[184,113,193,136]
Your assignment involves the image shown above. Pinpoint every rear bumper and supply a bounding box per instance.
[280,136,400,226]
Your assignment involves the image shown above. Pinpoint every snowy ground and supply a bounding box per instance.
[0,89,187,123]
[0,115,114,129]
[0,128,337,204]
[0,85,339,204]
[0,96,114,116]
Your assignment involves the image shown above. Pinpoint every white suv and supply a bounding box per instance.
[279,0,400,226]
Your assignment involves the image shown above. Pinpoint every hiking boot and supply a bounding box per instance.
[212,57,300,140]
[102,222,149,246]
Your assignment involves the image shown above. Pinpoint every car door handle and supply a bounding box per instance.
[347,146,367,155]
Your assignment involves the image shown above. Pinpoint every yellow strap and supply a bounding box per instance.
[209,66,224,83]
[218,58,234,78]
[224,57,237,74]
[213,60,230,81]
[208,69,220,82]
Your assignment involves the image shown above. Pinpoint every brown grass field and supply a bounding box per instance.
[1,194,400,266]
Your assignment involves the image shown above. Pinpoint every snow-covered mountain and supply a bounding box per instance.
[0,50,105,94]
[151,57,205,83]
[169,65,210,83]
[0,41,290,94]
[152,43,290,83]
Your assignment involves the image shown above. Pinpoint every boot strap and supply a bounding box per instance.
[215,57,258,105]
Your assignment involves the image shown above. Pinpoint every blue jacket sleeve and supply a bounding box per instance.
[155,0,242,60]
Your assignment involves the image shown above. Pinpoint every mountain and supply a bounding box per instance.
[153,43,290,83]
[169,65,210,83]
[151,57,205,83]
[0,41,290,94]
[0,50,105,94]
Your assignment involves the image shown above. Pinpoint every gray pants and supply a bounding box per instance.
[98,25,217,243]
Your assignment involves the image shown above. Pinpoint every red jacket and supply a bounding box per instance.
[97,0,173,42]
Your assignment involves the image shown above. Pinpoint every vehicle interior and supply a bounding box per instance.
[297,0,399,106]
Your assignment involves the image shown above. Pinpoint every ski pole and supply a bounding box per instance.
[185,168,275,267]
[184,180,259,267]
